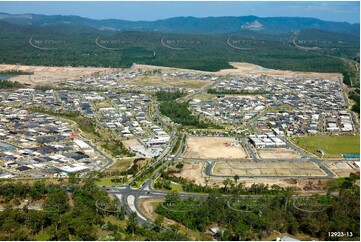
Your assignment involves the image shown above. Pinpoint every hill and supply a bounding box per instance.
[0,20,358,73]
[0,13,359,36]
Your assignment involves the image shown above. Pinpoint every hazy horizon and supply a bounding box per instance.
[0,1,359,24]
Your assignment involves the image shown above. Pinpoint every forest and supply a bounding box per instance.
[155,91,186,101]
[155,173,360,241]
[0,174,190,241]
[0,21,358,74]
[159,101,211,128]
[0,80,25,89]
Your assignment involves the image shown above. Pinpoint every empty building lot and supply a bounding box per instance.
[184,137,247,159]
[213,161,327,177]
[129,75,211,89]
[0,64,114,86]
[257,148,300,159]
[325,161,359,177]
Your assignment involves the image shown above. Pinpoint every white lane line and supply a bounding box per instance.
[115,194,123,202]
[127,195,147,221]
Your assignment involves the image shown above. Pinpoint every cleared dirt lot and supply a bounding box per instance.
[213,161,327,177]
[258,148,300,159]
[184,137,247,159]
[122,138,140,149]
[0,64,114,86]
[133,62,341,81]
[174,162,208,185]
[173,161,331,190]
[325,161,358,177]
[129,75,211,89]
[217,62,342,81]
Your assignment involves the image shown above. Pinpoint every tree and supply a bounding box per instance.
[126,212,138,235]
[153,215,164,232]
[234,175,240,184]
[222,178,232,191]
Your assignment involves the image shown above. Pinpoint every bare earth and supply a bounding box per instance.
[129,75,211,89]
[0,64,115,86]
[184,137,247,159]
[325,161,358,177]
[213,161,327,177]
[258,148,300,159]
[122,139,140,149]
[174,162,209,186]
[1,62,341,87]
[133,62,341,81]
[217,62,342,81]
[174,161,331,189]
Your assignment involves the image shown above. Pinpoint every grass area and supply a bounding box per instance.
[131,181,143,188]
[108,158,135,170]
[191,93,217,100]
[168,79,211,89]
[34,231,50,241]
[95,178,124,186]
[0,178,64,185]
[95,102,113,109]
[104,215,127,227]
[169,182,184,192]
[130,76,210,89]
[152,178,184,192]
[293,135,360,158]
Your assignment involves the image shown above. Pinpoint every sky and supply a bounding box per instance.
[0,1,359,23]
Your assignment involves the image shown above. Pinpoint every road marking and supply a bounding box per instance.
[115,194,123,203]
[127,195,148,221]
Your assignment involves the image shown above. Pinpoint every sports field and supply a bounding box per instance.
[293,135,360,158]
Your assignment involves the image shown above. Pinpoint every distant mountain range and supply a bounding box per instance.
[0,12,359,36]
[0,12,358,74]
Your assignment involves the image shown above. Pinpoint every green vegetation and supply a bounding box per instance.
[349,91,360,114]
[0,23,356,73]
[0,175,190,241]
[155,91,186,101]
[160,171,294,195]
[171,133,184,155]
[159,101,217,128]
[95,177,125,187]
[30,107,97,135]
[29,106,135,157]
[0,70,34,75]
[155,174,360,241]
[154,178,184,192]
[207,88,268,95]
[293,135,360,158]
[0,80,25,89]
